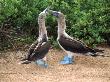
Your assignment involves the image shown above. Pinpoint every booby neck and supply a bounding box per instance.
[57,13,68,38]
[38,12,48,42]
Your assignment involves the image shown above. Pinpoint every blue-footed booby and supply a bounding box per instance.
[48,10,104,64]
[20,8,50,67]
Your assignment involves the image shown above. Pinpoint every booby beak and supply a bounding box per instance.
[52,11,59,17]
[47,10,60,17]
[43,7,51,15]
[39,7,50,17]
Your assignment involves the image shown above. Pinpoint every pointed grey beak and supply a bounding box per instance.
[51,11,59,17]
[46,10,59,17]
[43,7,51,15]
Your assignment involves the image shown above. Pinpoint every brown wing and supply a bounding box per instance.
[58,35,91,53]
[29,41,51,61]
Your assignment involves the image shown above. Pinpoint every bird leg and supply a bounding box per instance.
[59,51,74,65]
[35,58,48,68]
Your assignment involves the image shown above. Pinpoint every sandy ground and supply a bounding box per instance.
[0,46,110,82]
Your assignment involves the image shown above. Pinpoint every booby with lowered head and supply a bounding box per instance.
[20,8,50,68]
[48,10,104,64]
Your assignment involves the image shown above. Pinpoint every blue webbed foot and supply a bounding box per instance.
[59,55,74,65]
[35,59,48,68]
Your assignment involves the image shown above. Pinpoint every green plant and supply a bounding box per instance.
[0,0,110,50]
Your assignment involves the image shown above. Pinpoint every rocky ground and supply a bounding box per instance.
[0,46,110,82]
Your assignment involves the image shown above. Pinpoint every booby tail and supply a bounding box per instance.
[20,40,38,61]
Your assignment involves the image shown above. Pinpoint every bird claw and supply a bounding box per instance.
[35,59,48,68]
[59,55,73,65]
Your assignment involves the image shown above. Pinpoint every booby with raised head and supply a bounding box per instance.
[20,8,50,68]
[48,10,104,64]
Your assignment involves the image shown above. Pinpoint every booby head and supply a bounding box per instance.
[47,10,64,18]
[51,11,60,17]
[47,10,66,32]
[39,7,50,16]
[38,7,50,19]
